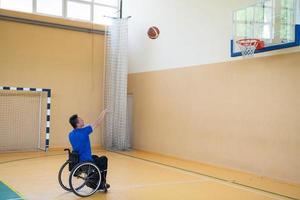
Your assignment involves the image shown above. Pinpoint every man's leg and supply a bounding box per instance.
[92,155,108,186]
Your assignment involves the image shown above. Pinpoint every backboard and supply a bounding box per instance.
[231,0,300,57]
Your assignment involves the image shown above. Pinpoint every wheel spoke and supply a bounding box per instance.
[88,171,98,178]
[87,165,92,176]
[75,182,87,190]
[88,180,97,188]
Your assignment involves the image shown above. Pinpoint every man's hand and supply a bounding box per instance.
[92,109,108,130]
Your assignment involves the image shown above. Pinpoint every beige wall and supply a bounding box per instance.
[128,52,300,184]
[0,12,105,148]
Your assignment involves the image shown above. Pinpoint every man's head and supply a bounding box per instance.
[69,114,84,129]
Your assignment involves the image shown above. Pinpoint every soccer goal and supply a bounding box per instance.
[0,86,51,152]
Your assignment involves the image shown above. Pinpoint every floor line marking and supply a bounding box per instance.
[0,181,25,200]
[0,153,65,165]
[0,150,107,165]
[215,179,289,200]
[111,151,300,200]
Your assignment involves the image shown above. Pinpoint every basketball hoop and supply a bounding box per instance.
[236,39,264,58]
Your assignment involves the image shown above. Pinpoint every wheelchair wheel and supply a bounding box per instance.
[58,161,72,191]
[69,162,102,197]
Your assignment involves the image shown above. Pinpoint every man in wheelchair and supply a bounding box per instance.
[68,110,110,191]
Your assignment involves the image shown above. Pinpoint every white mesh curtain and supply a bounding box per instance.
[103,18,130,151]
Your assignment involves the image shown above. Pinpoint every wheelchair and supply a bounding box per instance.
[58,148,108,197]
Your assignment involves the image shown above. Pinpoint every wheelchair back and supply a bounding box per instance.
[64,148,79,171]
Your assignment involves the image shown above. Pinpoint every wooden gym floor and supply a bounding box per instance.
[0,150,299,200]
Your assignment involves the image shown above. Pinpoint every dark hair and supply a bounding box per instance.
[69,114,78,129]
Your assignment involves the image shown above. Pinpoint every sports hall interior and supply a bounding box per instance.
[0,0,299,199]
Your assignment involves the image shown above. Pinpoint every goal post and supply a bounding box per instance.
[0,86,51,152]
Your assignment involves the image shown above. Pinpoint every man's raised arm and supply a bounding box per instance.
[92,109,107,130]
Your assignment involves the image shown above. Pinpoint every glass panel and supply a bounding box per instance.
[264,8,273,23]
[245,7,254,22]
[94,5,118,24]
[281,0,295,9]
[280,0,295,41]
[236,23,246,37]
[1,0,32,13]
[95,0,119,7]
[245,22,254,37]
[253,23,264,38]
[282,8,295,24]
[67,1,91,21]
[37,0,63,16]
[264,0,273,7]
[236,10,246,22]
[263,24,271,38]
[254,6,264,22]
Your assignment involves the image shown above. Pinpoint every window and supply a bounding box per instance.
[1,0,33,13]
[233,0,296,43]
[36,0,62,17]
[94,5,118,24]
[95,0,119,7]
[0,0,120,25]
[234,0,274,41]
[280,0,295,42]
[67,1,91,21]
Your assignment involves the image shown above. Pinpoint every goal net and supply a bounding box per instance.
[0,89,48,152]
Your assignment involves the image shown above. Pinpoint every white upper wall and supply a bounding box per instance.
[124,0,300,73]
[123,0,255,73]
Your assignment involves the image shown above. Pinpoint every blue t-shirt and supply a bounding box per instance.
[69,125,93,162]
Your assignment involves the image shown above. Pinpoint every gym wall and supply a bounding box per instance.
[0,9,105,148]
[128,52,300,184]
[125,0,300,184]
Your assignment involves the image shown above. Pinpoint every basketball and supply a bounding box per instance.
[147,26,160,39]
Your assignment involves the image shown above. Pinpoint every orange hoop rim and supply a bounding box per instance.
[236,38,261,46]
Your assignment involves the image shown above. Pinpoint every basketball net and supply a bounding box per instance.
[236,39,259,58]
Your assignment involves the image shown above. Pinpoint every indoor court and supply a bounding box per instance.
[0,0,300,200]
